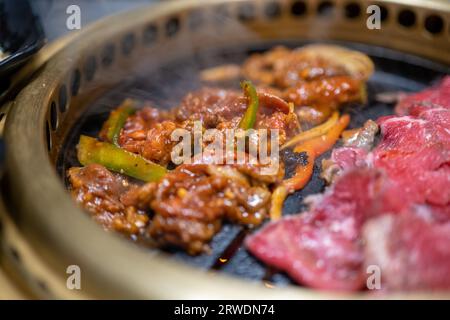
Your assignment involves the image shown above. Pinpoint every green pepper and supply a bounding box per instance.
[103,99,135,146]
[238,80,259,130]
[77,135,167,182]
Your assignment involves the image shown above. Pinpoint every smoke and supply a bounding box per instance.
[30,0,263,113]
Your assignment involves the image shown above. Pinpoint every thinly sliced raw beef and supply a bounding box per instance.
[395,76,450,115]
[328,106,450,211]
[373,108,450,208]
[247,77,450,292]
[246,169,388,291]
[364,208,450,291]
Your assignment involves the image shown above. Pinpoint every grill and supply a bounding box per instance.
[0,0,449,299]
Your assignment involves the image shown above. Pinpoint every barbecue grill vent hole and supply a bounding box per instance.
[398,9,416,28]
[71,69,81,97]
[166,17,180,37]
[58,85,67,113]
[45,121,52,151]
[291,1,307,17]
[379,5,388,21]
[344,2,360,19]
[317,1,334,17]
[36,279,50,295]
[264,1,282,19]
[50,102,58,130]
[143,24,158,45]
[122,33,136,56]
[101,43,115,67]
[424,15,444,35]
[0,78,10,94]
[9,246,21,263]
[238,2,256,22]
[84,56,97,82]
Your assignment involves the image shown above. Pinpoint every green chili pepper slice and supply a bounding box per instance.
[238,80,259,130]
[103,99,136,146]
[77,135,167,182]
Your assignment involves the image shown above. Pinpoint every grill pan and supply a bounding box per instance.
[1,0,450,299]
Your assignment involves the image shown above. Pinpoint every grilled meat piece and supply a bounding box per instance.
[68,164,149,236]
[174,87,246,128]
[110,106,178,166]
[69,160,277,254]
[117,88,299,166]
[242,45,373,88]
[242,46,370,125]
[147,164,273,254]
[173,87,299,143]
[283,76,363,108]
[285,76,364,125]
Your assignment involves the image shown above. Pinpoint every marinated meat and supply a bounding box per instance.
[70,85,296,254]
[103,106,178,165]
[148,164,228,254]
[283,44,374,82]
[173,87,298,136]
[68,44,376,260]
[241,45,371,125]
[283,76,363,109]
[69,160,277,254]
[285,76,363,125]
[111,88,299,166]
[147,164,273,254]
[171,87,300,146]
[242,45,373,88]
[241,46,293,86]
[123,120,179,165]
[199,46,371,125]
[273,55,346,89]
[68,164,149,236]
[174,87,246,127]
